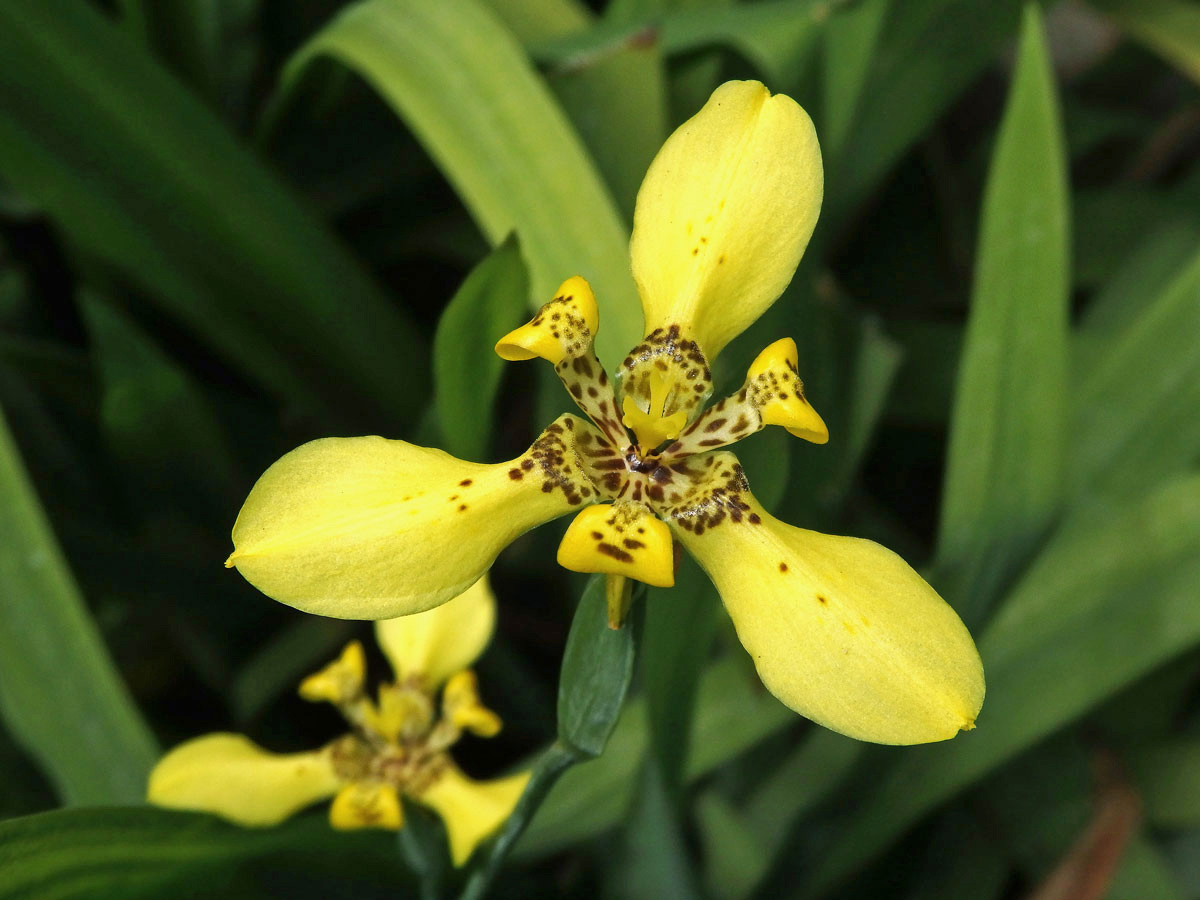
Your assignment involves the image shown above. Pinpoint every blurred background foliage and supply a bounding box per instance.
[0,0,1199,897]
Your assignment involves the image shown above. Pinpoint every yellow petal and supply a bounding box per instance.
[375,576,496,688]
[417,764,530,866]
[147,733,340,826]
[298,640,366,704]
[746,338,828,443]
[329,781,404,830]
[228,417,598,619]
[556,502,675,587]
[664,454,984,745]
[442,670,503,738]
[495,276,599,364]
[630,80,823,361]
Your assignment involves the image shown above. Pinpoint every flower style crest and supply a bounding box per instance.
[148,579,529,866]
[225,80,984,746]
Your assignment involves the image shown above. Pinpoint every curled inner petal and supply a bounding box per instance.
[556,501,675,587]
[495,276,599,364]
[298,640,366,705]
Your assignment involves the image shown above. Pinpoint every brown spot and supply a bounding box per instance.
[748,513,761,524]
[591,531,604,540]
[508,469,523,480]
[623,539,645,550]
[459,479,473,486]
[718,254,726,264]
[692,247,699,256]
[703,418,727,433]
[817,595,827,604]
[449,494,459,501]
[779,563,788,572]
[598,543,634,563]
[458,504,469,512]
[522,459,535,471]
[698,438,723,447]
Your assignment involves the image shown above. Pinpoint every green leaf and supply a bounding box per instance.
[274,0,642,370]
[826,0,1023,221]
[0,807,413,900]
[0,404,157,805]
[1070,239,1200,503]
[557,576,638,758]
[433,236,530,461]
[1090,0,1200,86]
[518,656,792,858]
[821,0,890,156]
[803,472,1200,897]
[935,3,1070,624]
[0,0,423,426]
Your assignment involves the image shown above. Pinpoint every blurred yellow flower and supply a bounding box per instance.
[226,80,984,745]
[148,579,528,866]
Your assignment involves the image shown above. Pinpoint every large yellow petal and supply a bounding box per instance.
[147,733,340,826]
[374,576,496,688]
[228,417,600,619]
[662,454,984,745]
[417,764,530,866]
[629,80,823,361]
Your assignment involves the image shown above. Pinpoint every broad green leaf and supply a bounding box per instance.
[642,559,719,794]
[80,293,241,522]
[1090,0,1200,86]
[275,0,641,370]
[936,4,1070,625]
[1070,241,1200,502]
[0,807,412,900]
[901,810,1009,900]
[483,0,592,44]
[557,576,637,758]
[696,792,770,900]
[826,0,1023,222]
[433,236,530,461]
[803,473,1200,897]
[821,0,890,155]
[615,763,702,900]
[546,40,667,220]
[0,0,423,426]
[0,405,156,804]
[518,656,791,857]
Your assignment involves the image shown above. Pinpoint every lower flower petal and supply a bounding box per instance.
[556,501,675,587]
[375,576,496,689]
[329,781,404,830]
[228,416,599,619]
[416,764,530,866]
[147,733,340,826]
[664,453,984,745]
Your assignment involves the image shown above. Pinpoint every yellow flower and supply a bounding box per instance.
[226,80,984,746]
[148,579,529,866]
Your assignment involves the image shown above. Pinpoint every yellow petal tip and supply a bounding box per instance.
[494,276,598,364]
[748,338,828,444]
[557,503,674,587]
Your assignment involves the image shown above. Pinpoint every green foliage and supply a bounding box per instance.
[1,0,1199,897]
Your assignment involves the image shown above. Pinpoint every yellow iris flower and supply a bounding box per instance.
[226,80,984,745]
[148,579,529,866]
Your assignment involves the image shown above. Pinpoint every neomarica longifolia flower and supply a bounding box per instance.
[149,579,528,865]
[226,81,984,745]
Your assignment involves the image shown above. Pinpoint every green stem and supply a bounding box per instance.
[457,742,581,900]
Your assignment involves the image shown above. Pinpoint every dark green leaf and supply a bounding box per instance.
[1090,0,1200,85]
[0,0,423,425]
[273,0,642,370]
[936,3,1071,624]
[433,235,530,461]
[0,405,157,805]
[557,576,637,758]
[0,807,412,900]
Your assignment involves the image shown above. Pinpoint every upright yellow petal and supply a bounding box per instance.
[228,416,600,620]
[375,576,496,688]
[629,80,823,362]
[147,733,340,826]
[417,764,530,866]
[663,453,984,745]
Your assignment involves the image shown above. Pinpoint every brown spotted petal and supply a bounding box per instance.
[660,452,985,745]
[228,415,601,620]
